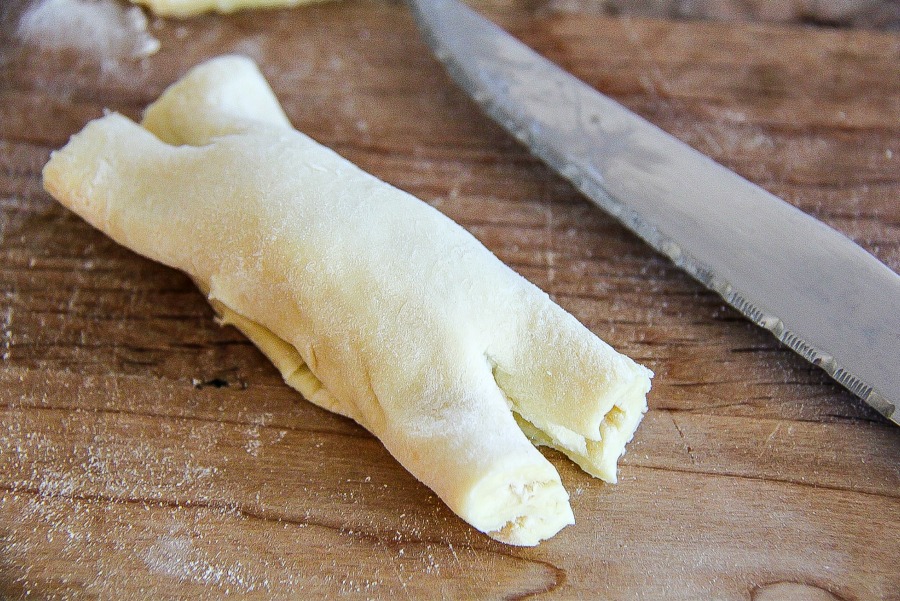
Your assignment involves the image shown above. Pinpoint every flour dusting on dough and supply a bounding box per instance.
[16,0,160,70]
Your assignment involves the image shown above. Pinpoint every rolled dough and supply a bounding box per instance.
[42,55,652,545]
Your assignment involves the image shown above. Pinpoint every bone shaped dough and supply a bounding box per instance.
[131,0,330,18]
[43,55,652,546]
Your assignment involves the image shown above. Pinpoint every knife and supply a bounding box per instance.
[407,0,900,424]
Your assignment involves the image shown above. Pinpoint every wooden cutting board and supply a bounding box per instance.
[1,1,898,598]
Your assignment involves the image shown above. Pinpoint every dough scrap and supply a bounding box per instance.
[131,0,332,18]
[42,55,653,545]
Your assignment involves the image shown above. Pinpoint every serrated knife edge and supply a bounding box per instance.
[408,0,900,424]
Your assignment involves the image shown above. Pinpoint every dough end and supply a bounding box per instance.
[462,465,574,547]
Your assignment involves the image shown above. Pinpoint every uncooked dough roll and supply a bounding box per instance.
[43,55,652,545]
[131,0,331,18]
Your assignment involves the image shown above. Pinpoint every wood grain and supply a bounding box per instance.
[534,0,900,29]
[1,0,898,599]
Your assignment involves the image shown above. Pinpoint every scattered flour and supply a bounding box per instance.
[244,425,287,456]
[141,520,270,593]
[245,426,262,457]
[16,0,160,70]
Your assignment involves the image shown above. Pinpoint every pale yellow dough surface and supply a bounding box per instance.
[131,0,331,18]
[42,56,652,546]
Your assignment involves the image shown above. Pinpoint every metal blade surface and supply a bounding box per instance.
[408,0,900,424]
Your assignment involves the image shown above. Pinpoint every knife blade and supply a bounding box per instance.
[407,0,900,424]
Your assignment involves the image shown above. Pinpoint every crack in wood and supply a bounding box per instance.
[632,464,900,500]
[669,413,698,465]
[0,402,372,440]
